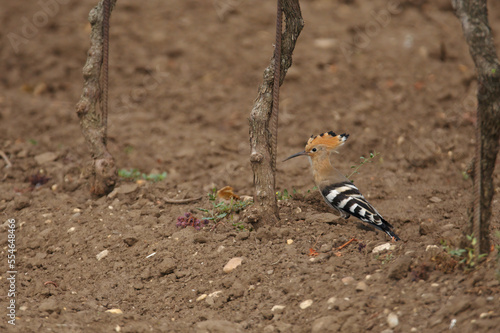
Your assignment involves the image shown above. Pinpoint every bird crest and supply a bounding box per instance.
[305,131,349,151]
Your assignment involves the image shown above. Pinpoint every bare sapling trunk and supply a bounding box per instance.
[76,0,117,196]
[248,0,304,225]
[453,0,500,255]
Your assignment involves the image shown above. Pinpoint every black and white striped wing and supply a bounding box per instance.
[321,181,394,230]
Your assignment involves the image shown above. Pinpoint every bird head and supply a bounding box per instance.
[284,131,349,161]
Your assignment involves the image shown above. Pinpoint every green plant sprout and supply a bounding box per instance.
[346,151,380,181]
[276,188,296,201]
[198,198,252,223]
[208,187,217,201]
[441,234,487,270]
[198,189,253,230]
[118,168,167,182]
[375,253,394,265]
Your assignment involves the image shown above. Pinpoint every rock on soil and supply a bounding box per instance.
[223,257,244,273]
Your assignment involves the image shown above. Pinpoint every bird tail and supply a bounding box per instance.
[379,218,401,241]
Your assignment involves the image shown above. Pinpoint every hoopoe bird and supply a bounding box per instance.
[284,131,401,241]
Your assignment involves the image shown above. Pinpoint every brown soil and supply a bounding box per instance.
[1,0,499,332]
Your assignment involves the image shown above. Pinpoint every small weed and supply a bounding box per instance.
[28,139,38,145]
[198,189,253,230]
[118,168,167,182]
[276,188,295,200]
[375,252,394,265]
[307,186,318,193]
[198,198,252,223]
[232,220,246,231]
[208,187,217,201]
[347,151,380,181]
[441,234,487,270]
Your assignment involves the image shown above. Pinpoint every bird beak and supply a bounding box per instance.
[283,151,308,162]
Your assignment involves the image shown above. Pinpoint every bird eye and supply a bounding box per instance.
[311,148,317,152]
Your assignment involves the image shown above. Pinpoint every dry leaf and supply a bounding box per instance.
[217,186,240,200]
[308,248,319,257]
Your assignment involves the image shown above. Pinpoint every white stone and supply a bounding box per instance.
[287,239,294,245]
[372,243,392,254]
[387,312,399,328]
[271,305,286,313]
[299,299,313,309]
[426,245,440,252]
[429,196,442,203]
[105,308,123,314]
[327,297,337,304]
[223,257,243,273]
[96,249,109,261]
[208,290,222,298]
[196,294,207,302]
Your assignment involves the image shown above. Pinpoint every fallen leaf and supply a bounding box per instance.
[217,186,240,200]
[308,248,319,257]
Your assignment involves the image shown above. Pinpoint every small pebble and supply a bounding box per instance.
[287,239,294,245]
[196,294,207,302]
[96,249,109,261]
[372,243,392,254]
[105,308,123,314]
[299,299,313,309]
[356,281,368,291]
[387,312,399,328]
[223,257,244,273]
[67,227,76,233]
[342,277,355,285]
[271,305,286,313]
[429,196,442,203]
[426,245,440,252]
[327,297,337,304]
[479,312,493,319]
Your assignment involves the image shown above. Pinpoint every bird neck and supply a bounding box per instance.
[309,152,347,188]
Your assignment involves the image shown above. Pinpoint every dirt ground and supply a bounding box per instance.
[1,0,500,332]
